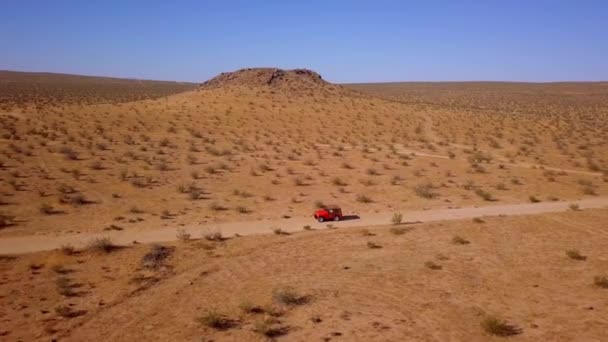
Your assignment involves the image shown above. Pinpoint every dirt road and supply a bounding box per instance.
[1,197,607,255]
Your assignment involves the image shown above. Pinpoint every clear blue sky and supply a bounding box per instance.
[1,1,606,83]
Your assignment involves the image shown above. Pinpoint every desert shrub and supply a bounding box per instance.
[529,195,541,203]
[272,227,289,235]
[569,203,581,211]
[156,161,170,171]
[390,227,409,235]
[495,183,507,190]
[59,147,79,160]
[391,213,403,225]
[86,237,116,253]
[367,241,382,249]
[142,245,173,269]
[356,194,373,203]
[130,177,148,188]
[197,311,237,330]
[341,162,354,169]
[235,206,250,214]
[63,193,92,206]
[90,161,104,170]
[413,183,436,199]
[390,175,403,185]
[0,213,16,228]
[566,249,586,260]
[203,230,224,241]
[253,318,289,338]
[130,206,144,214]
[55,305,84,318]
[481,316,520,336]
[594,276,608,288]
[51,264,71,274]
[424,261,442,270]
[56,277,75,296]
[273,287,309,306]
[239,301,264,314]
[302,225,312,230]
[209,202,227,211]
[360,178,375,186]
[313,200,325,208]
[59,244,76,255]
[475,189,495,201]
[176,229,191,241]
[463,180,476,190]
[452,236,470,245]
[189,188,203,200]
[39,203,59,215]
[332,177,347,186]
[582,186,597,195]
[469,151,492,163]
[473,217,485,223]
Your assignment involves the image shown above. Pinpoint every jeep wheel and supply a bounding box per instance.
[334,216,340,221]
[318,217,324,223]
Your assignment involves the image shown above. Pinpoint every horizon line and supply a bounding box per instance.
[2,68,607,85]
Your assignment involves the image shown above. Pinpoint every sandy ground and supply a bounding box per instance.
[1,208,607,341]
[1,70,608,341]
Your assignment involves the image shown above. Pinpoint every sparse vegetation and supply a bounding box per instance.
[424,261,442,270]
[414,183,436,199]
[141,244,173,269]
[481,316,521,336]
[197,311,237,330]
[356,194,373,203]
[203,230,224,241]
[389,226,409,235]
[452,235,470,245]
[391,212,403,225]
[566,249,586,260]
[86,237,116,253]
[594,276,608,288]
[253,318,289,338]
[475,188,495,201]
[272,287,309,305]
[59,244,76,255]
[175,228,191,241]
[367,241,382,249]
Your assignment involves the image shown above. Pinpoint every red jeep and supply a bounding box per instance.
[313,205,343,222]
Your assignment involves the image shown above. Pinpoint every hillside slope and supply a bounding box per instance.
[0,69,606,240]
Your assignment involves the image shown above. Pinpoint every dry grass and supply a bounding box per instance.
[565,249,586,261]
[197,310,238,330]
[86,237,117,253]
[593,276,608,288]
[481,316,521,336]
[272,287,309,306]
